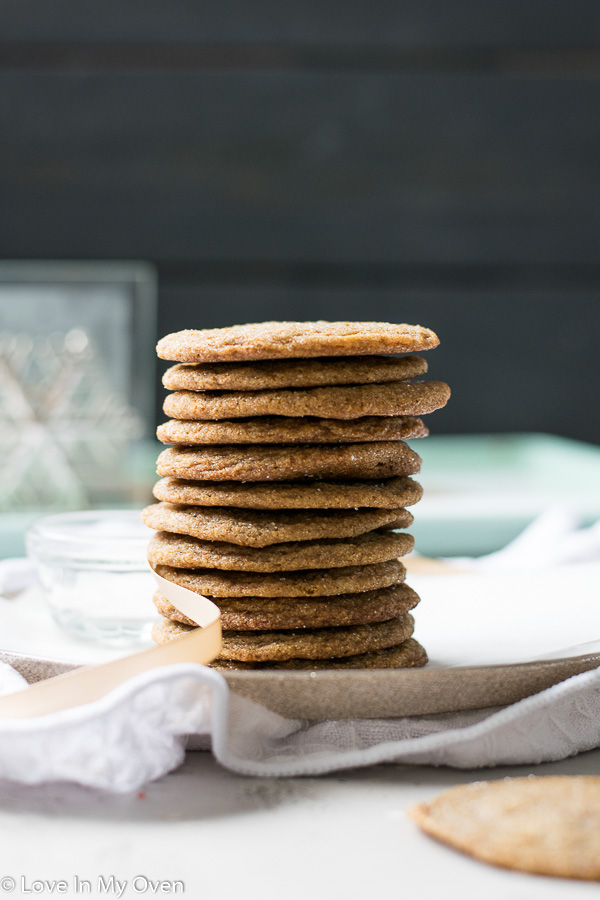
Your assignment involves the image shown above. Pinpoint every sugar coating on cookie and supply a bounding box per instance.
[142,502,412,547]
[148,528,414,571]
[151,624,428,670]
[157,321,440,363]
[153,558,405,597]
[219,615,415,661]
[220,637,429,669]
[152,614,414,661]
[162,354,428,391]
[410,776,600,881]
[157,415,429,445]
[152,475,423,510]
[152,582,420,630]
[156,441,422,482]
[163,380,450,421]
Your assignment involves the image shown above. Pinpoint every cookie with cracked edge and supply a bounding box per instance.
[153,614,414,661]
[409,776,600,881]
[142,502,412,547]
[156,441,421,482]
[152,475,423,510]
[156,321,440,363]
[162,354,428,391]
[153,582,420,629]
[153,558,405,597]
[157,414,429,445]
[148,529,414,572]
[163,381,450,421]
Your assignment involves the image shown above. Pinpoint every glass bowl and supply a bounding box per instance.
[26,509,155,647]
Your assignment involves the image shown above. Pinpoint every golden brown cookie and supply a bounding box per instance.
[157,415,429,445]
[153,475,423,510]
[154,614,414,661]
[156,322,440,363]
[212,637,428,669]
[163,381,450,421]
[156,441,421,482]
[152,582,420,629]
[142,502,412,547]
[151,620,427,670]
[148,529,414,571]
[153,558,405,597]
[222,615,414,661]
[409,776,600,881]
[162,354,428,391]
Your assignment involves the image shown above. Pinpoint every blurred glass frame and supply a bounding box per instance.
[0,260,157,514]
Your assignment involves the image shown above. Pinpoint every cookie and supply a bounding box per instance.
[162,354,428,391]
[212,638,428,669]
[163,381,450,421]
[153,558,405,597]
[142,502,412,547]
[151,621,427,670]
[156,441,421,482]
[409,776,600,881]
[153,582,420,629]
[223,615,414,661]
[157,415,429,445]
[153,475,423,510]
[156,321,440,363]
[147,529,414,571]
[154,614,414,661]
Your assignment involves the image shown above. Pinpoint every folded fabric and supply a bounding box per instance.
[1,661,600,792]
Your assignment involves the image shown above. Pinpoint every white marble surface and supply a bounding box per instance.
[1,749,600,899]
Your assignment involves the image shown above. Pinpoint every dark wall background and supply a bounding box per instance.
[1,1,599,443]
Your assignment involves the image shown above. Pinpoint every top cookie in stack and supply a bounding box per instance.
[143,321,450,670]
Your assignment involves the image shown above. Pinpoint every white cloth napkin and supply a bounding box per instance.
[0,507,598,793]
[1,661,600,792]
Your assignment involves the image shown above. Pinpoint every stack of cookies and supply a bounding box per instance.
[143,321,450,670]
